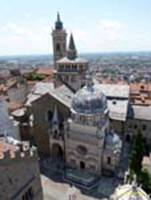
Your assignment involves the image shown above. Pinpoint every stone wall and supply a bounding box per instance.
[125,118,151,143]
[110,119,124,136]
[0,147,43,200]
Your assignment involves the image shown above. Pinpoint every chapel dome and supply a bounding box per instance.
[71,75,107,115]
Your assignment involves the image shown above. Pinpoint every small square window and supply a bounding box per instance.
[142,124,147,131]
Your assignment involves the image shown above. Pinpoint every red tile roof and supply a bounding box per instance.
[35,68,54,76]
[0,138,18,159]
[130,83,151,106]
[8,102,24,112]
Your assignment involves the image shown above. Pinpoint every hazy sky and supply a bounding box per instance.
[0,0,151,55]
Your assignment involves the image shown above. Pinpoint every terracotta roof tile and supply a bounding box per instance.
[0,138,18,159]
[35,68,54,76]
[130,83,151,105]
[8,101,24,112]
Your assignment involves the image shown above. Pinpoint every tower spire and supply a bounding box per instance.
[55,12,63,30]
[69,33,76,51]
[68,33,77,60]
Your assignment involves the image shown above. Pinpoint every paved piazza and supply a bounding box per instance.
[41,175,108,200]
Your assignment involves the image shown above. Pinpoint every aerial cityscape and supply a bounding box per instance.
[0,0,151,200]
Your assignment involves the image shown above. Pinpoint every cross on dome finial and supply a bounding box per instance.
[57,12,61,22]
[132,174,138,192]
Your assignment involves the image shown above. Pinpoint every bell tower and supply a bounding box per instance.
[52,12,67,67]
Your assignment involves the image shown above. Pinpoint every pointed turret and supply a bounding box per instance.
[67,33,77,60]
[69,33,76,51]
[55,12,63,30]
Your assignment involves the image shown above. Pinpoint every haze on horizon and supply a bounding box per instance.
[0,0,151,56]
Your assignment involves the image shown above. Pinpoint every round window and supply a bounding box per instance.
[77,145,87,155]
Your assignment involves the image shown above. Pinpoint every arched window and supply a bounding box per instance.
[107,157,111,165]
[52,143,63,159]
[126,134,131,142]
[56,43,61,52]
[134,124,138,129]
[80,161,85,169]
[48,110,53,121]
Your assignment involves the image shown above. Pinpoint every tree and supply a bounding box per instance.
[128,130,151,194]
[129,129,145,178]
[26,73,45,81]
[140,169,151,193]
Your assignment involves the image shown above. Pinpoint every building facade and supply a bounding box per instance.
[124,105,151,143]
